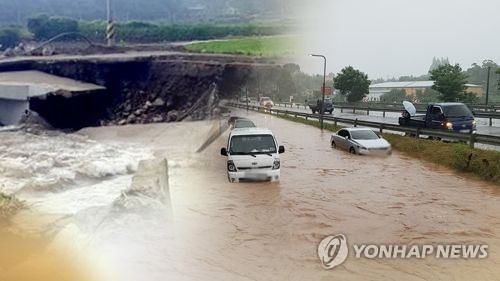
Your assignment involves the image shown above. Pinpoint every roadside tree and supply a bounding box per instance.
[0,28,21,50]
[27,15,79,41]
[497,68,500,90]
[429,64,468,102]
[333,66,370,102]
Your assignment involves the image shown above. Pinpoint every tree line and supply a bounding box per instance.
[0,0,289,26]
[0,15,286,49]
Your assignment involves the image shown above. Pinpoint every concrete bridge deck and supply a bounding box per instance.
[0,70,105,125]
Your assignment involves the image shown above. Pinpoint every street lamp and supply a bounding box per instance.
[310,54,327,129]
[486,66,491,105]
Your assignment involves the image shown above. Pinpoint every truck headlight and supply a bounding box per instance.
[272,159,281,170]
[473,120,477,129]
[445,122,453,130]
[227,160,237,172]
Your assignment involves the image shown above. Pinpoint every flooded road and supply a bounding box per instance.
[1,112,500,280]
[162,110,500,280]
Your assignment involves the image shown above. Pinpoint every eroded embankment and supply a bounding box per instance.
[0,53,284,129]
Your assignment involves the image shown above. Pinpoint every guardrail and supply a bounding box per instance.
[332,102,500,112]
[229,103,500,148]
[271,102,500,126]
[272,101,500,111]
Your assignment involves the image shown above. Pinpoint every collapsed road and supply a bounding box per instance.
[0,51,286,129]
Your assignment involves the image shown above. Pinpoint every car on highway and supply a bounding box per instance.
[309,99,334,114]
[259,97,274,108]
[221,127,285,183]
[232,118,256,129]
[330,127,392,156]
[398,101,476,133]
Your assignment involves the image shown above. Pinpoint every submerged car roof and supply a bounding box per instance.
[342,127,377,132]
[230,127,274,136]
[432,102,466,107]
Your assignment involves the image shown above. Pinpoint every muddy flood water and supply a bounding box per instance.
[1,110,500,281]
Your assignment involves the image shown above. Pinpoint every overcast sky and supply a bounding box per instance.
[293,0,500,79]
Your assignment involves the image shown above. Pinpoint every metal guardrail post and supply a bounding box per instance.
[334,118,338,127]
[383,110,386,118]
[379,124,384,134]
[416,128,421,138]
[353,107,356,114]
[469,133,477,149]
[354,118,358,127]
[367,106,370,116]
[341,107,344,113]
[490,118,493,127]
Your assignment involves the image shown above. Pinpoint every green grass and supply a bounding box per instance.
[185,36,295,57]
[270,112,500,185]
[383,134,500,184]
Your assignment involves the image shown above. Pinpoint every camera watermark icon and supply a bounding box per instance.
[318,234,488,269]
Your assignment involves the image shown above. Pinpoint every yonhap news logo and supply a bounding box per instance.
[317,234,349,269]
[318,234,488,269]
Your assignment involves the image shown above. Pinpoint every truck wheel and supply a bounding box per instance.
[349,147,356,154]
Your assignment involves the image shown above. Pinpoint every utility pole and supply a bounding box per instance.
[310,54,327,130]
[486,66,491,105]
[106,0,115,46]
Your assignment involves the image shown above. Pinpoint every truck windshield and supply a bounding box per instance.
[443,105,473,118]
[229,135,276,155]
[351,130,379,140]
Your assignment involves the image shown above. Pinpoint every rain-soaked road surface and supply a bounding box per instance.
[2,111,500,281]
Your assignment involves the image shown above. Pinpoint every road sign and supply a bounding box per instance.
[322,86,332,96]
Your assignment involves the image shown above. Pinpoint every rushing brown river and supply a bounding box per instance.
[1,110,499,281]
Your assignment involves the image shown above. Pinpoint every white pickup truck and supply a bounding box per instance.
[220,127,285,183]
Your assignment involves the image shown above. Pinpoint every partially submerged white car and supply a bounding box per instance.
[330,127,392,156]
[221,128,285,183]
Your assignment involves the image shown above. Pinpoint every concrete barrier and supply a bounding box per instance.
[0,98,28,125]
[114,158,171,215]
